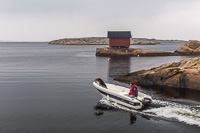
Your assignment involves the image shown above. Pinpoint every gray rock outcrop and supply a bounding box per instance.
[114,57,200,90]
[175,40,200,54]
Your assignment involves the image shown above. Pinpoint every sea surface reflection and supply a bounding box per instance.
[108,56,130,78]
[0,42,199,133]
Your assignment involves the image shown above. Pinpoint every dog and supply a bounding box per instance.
[94,77,107,88]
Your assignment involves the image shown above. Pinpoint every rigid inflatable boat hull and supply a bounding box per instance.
[93,82,152,110]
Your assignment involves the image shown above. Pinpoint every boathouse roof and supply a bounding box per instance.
[107,31,132,38]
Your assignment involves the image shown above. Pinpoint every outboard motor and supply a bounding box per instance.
[142,98,152,107]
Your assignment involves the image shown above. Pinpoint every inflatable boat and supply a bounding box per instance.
[93,79,152,110]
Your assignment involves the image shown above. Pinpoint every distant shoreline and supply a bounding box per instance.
[48,37,185,45]
[0,42,48,43]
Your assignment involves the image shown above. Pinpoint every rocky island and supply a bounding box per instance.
[48,37,169,45]
[114,57,200,91]
[49,37,108,45]
[96,47,173,56]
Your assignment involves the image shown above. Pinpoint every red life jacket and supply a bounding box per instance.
[129,85,138,95]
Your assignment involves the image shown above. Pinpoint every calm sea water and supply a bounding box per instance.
[0,42,199,133]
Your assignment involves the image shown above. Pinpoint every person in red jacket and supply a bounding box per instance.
[128,82,138,99]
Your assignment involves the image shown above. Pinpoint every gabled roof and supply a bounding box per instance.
[107,31,132,38]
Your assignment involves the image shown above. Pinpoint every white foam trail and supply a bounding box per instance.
[152,99,182,107]
[99,98,200,127]
[143,106,200,127]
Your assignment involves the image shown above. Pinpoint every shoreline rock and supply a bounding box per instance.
[114,57,200,91]
[96,40,200,56]
[96,47,174,56]
[174,40,200,55]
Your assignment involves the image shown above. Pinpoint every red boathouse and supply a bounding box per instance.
[107,31,132,48]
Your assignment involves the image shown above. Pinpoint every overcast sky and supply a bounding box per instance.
[0,0,200,41]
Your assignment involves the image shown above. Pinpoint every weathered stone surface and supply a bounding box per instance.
[175,40,200,54]
[114,57,200,90]
[96,47,174,56]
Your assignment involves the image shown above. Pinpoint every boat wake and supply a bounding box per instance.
[99,98,200,127]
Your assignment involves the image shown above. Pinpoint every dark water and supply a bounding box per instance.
[0,42,199,133]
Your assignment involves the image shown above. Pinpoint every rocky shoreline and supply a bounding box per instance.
[175,40,200,55]
[96,40,200,56]
[96,47,174,56]
[114,57,200,91]
[48,37,184,45]
[49,37,108,45]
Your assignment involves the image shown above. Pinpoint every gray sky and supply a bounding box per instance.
[0,0,200,41]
